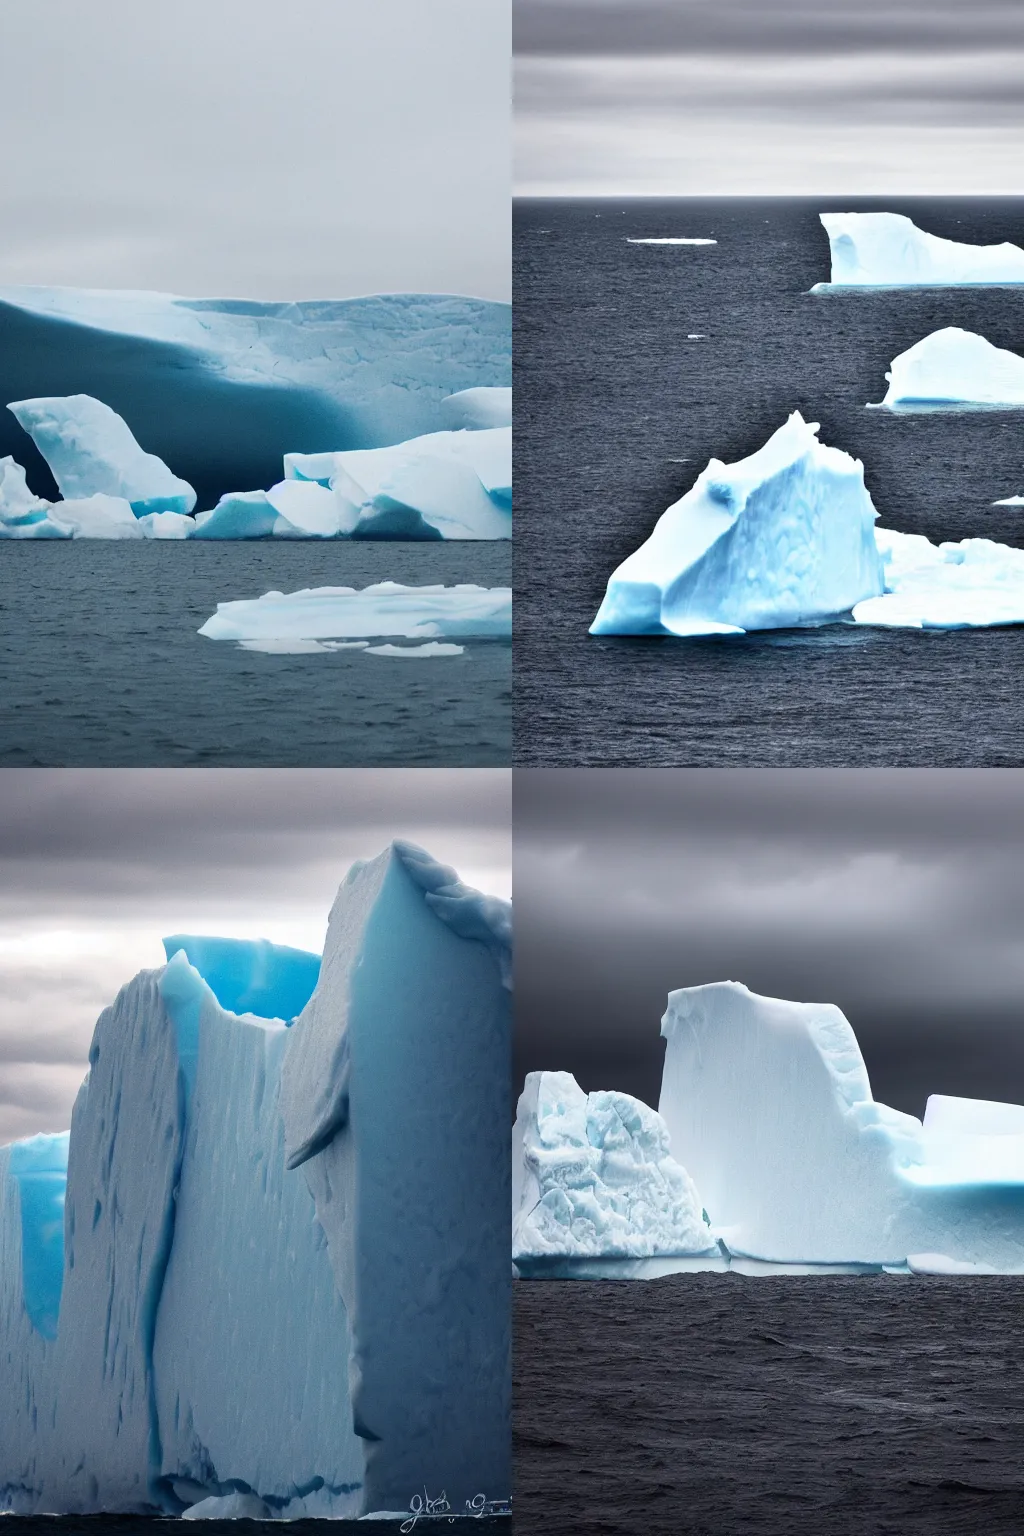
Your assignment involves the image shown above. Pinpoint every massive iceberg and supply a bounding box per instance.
[589,412,885,636]
[8,395,196,515]
[659,982,1024,1270]
[0,288,511,510]
[512,1071,719,1277]
[871,328,1024,409]
[814,212,1024,289]
[198,582,512,647]
[0,842,511,1518]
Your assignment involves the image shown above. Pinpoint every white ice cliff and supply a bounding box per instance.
[589,412,885,636]
[512,1071,718,1276]
[814,212,1024,288]
[658,982,1024,1271]
[872,328,1024,409]
[0,287,511,510]
[8,394,196,515]
[0,842,511,1518]
[198,583,512,648]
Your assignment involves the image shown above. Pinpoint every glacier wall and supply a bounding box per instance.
[0,288,511,510]
[0,842,511,1518]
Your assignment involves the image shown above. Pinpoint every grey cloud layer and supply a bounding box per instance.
[515,771,1024,1116]
[0,770,510,1142]
[1,0,510,299]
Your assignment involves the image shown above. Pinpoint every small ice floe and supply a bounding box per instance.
[626,237,717,246]
[365,642,465,657]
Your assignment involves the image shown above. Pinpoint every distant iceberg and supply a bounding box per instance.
[0,287,511,509]
[814,212,1024,288]
[590,412,885,636]
[994,494,1024,507]
[512,1071,719,1278]
[871,327,1024,409]
[0,842,511,1517]
[198,582,512,645]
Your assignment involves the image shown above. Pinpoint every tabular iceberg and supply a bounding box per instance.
[0,842,511,1518]
[512,1071,718,1277]
[8,395,196,515]
[198,582,512,647]
[589,412,884,636]
[814,212,1024,288]
[0,288,511,509]
[659,981,1024,1271]
[871,328,1024,409]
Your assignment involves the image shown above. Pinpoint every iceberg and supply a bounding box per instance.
[871,328,1024,409]
[0,456,50,523]
[814,212,1024,288]
[0,287,511,509]
[0,842,511,1518]
[440,387,512,430]
[285,425,512,540]
[589,412,884,636]
[198,583,512,645]
[8,395,196,515]
[512,1071,718,1276]
[659,981,1024,1270]
[853,527,1024,629]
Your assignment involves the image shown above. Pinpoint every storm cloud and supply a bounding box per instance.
[515,770,1024,1118]
[515,0,1024,194]
[0,769,510,1143]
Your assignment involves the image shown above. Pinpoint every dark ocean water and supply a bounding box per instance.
[513,197,1024,766]
[0,542,510,766]
[513,1274,1024,1535]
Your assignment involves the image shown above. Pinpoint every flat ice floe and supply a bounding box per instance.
[814,212,1024,288]
[626,237,716,246]
[853,529,1024,629]
[198,583,512,646]
[871,327,1024,409]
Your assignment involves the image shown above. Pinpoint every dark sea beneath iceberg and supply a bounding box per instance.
[513,196,1024,766]
[0,542,510,766]
[513,1273,1024,1535]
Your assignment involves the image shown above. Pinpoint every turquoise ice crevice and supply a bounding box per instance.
[161,935,321,1023]
[9,1133,69,1340]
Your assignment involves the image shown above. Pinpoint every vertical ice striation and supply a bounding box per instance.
[0,844,510,1518]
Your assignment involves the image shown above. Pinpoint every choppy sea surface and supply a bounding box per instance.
[513,197,1024,766]
[0,542,510,766]
[513,1274,1024,1535]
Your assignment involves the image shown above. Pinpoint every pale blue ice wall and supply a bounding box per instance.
[282,843,512,1514]
[161,936,320,1023]
[0,289,512,508]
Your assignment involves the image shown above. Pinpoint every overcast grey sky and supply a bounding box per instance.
[0,0,510,300]
[515,0,1024,195]
[0,769,510,1146]
[516,770,1024,1119]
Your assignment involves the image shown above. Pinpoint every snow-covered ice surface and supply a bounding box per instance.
[512,1071,718,1276]
[440,387,512,430]
[853,527,1024,629]
[871,327,1024,409]
[814,212,1024,288]
[198,582,512,645]
[589,412,885,636]
[8,394,196,514]
[0,842,511,1518]
[0,288,511,509]
[658,981,1024,1269]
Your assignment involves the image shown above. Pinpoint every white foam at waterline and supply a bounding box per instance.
[365,642,465,657]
